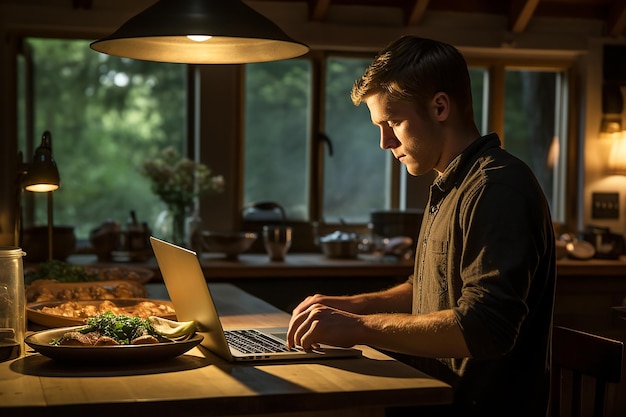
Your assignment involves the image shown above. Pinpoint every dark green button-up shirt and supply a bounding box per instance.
[410,133,556,416]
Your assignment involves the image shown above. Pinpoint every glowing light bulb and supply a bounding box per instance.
[187,35,211,42]
[25,183,59,192]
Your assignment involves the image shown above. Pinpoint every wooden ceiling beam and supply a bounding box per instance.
[509,0,540,33]
[309,0,331,22]
[607,0,626,37]
[406,0,430,26]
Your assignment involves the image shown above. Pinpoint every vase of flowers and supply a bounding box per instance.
[141,147,224,246]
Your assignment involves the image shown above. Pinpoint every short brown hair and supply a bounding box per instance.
[351,35,474,119]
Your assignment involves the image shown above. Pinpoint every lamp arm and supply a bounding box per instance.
[47,191,54,261]
[14,152,28,247]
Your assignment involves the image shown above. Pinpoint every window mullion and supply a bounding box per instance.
[21,39,36,230]
[487,64,506,142]
[309,52,325,223]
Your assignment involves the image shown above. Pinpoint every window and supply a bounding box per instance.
[20,42,574,245]
[243,60,311,221]
[503,69,568,221]
[466,61,572,223]
[19,38,187,239]
[323,57,390,222]
[243,56,395,224]
[469,68,488,134]
[244,56,572,226]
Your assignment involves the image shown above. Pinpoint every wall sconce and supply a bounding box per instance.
[607,130,626,175]
[601,45,626,134]
[601,83,623,134]
[90,0,309,64]
[16,131,61,260]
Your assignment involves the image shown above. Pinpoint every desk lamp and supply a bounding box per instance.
[16,131,61,261]
[90,0,309,64]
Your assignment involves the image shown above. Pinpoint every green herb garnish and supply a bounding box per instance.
[51,312,164,346]
[26,260,99,285]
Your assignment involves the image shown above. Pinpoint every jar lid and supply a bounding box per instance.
[0,247,26,258]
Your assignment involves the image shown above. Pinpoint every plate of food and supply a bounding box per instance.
[27,298,177,328]
[25,312,202,364]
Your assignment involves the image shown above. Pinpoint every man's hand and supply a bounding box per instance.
[290,293,355,317]
[287,302,363,351]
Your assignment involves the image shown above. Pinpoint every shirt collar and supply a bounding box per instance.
[433,133,501,193]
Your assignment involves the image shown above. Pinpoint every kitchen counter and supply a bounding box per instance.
[555,255,626,276]
[65,253,626,280]
[68,252,416,280]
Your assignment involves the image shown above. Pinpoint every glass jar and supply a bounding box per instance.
[0,247,26,362]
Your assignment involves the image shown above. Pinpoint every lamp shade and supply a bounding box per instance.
[608,131,626,175]
[23,131,60,192]
[90,0,309,64]
[601,83,624,134]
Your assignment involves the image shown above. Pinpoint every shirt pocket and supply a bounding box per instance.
[425,239,449,296]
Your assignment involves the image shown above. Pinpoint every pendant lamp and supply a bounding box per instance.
[90,0,309,64]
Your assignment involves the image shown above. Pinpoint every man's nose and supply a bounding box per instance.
[380,127,398,150]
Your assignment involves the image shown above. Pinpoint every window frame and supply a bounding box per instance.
[240,51,402,251]
[464,53,579,230]
[16,44,580,251]
[313,51,402,222]
[241,51,580,243]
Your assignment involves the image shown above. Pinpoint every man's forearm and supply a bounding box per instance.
[351,281,413,314]
[359,308,471,358]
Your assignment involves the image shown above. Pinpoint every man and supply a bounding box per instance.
[287,35,556,417]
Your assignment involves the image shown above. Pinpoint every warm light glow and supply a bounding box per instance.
[24,183,59,192]
[89,0,309,64]
[546,135,560,169]
[187,35,211,42]
[608,131,626,175]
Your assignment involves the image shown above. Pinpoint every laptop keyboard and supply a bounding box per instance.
[224,329,296,354]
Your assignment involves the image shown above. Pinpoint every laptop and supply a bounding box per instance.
[150,236,362,362]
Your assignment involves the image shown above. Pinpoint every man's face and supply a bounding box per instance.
[365,93,443,176]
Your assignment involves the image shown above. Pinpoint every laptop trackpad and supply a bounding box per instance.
[268,331,287,342]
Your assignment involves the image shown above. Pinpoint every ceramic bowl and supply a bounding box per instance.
[200,231,258,259]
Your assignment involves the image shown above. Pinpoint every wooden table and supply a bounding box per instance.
[1,283,452,417]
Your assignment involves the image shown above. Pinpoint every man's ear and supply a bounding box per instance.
[432,92,450,121]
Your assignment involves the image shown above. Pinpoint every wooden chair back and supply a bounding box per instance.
[551,326,623,417]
